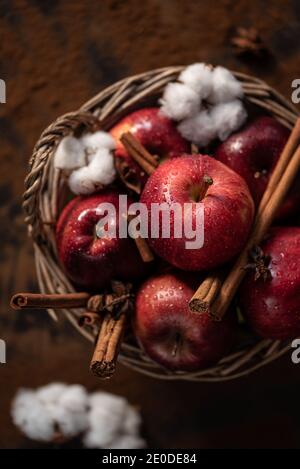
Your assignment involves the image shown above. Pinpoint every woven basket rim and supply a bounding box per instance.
[23,66,298,381]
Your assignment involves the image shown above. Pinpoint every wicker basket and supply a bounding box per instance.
[23,66,298,382]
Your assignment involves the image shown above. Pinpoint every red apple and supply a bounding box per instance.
[239,227,300,339]
[134,272,236,371]
[140,154,255,271]
[214,116,300,219]
[110,107,190,188]
[56,190,146,290]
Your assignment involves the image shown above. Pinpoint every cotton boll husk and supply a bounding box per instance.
[160,82,201,121]
[88,148,116,185]
[54,136,86,170]
[179,63,213,98]
[11,390,55,442]
[107,434,146,449]
[123,406,142,436]
[68,166,102,195]
[83,392,128,448]
[177,111,217,147]
[211,100,247,141]
[81,131,116,156]
[210,66,243,104]
[36,383,67,405]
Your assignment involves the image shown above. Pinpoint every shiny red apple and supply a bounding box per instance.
[110,107,189,188]
[56,190,146,290]
[239,227,300,339]
[134,272,236,371]
[214,116,300,219]
[140,154,255,271]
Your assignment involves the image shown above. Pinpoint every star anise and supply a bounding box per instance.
[244,245,272,282]
[230,27,267,58]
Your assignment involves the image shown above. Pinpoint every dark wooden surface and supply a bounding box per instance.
[1,0,300,449]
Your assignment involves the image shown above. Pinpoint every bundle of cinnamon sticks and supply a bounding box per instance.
[11,281,134,379]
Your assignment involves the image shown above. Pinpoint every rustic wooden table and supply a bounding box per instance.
[1,0,300,448]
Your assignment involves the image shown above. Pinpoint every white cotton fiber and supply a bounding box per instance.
[58,384,89,411]
[88,148,116,185]
[12,384,145,448]
[54,136,86,170]
[211,100,247,141]
[178,110,217,147]
[36,382,67,404]
[68,146,116,195]
[179,63,213,98]
[107,434,146,449]
[123,405,142,436]
[81,131,116,158]
[209,66,243,104]
[11,389,55,442]
[83,392,128,448]
[68,166,102,195]
[160,82,201,121]
[11,383,90,442]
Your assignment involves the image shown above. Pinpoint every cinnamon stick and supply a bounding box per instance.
[120,132,159,175]
[10,292,90,310]
[90,312,126,378]
[78,311,101,327]
[189,273,222,314]
[128,214,154,263]
[189,117,300,319]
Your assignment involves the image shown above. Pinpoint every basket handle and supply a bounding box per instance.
[22,110,100,241]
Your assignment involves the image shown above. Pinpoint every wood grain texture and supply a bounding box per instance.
[1,0,300,449]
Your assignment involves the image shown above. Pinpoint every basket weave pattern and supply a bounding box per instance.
[23,67,298,381]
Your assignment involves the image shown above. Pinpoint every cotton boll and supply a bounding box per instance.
[160,82,201,121]
[211,100,247,141]
[37,383,67,405]
[178,111,217,147]
[83,392,128,448]
[68,166,102,195]
[11,390,55,442]
[81,131,116,157]
[107,434,146,449]
[68,148,116,195]
[123,406,142,436]
[179,63,213,98]
[12,384,90,443]
[209,66,243,104]
[88,148,116,185]
[54,136,86,170]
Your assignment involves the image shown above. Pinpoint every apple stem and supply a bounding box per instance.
[172,332,181,357]
[199,175,213,200]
